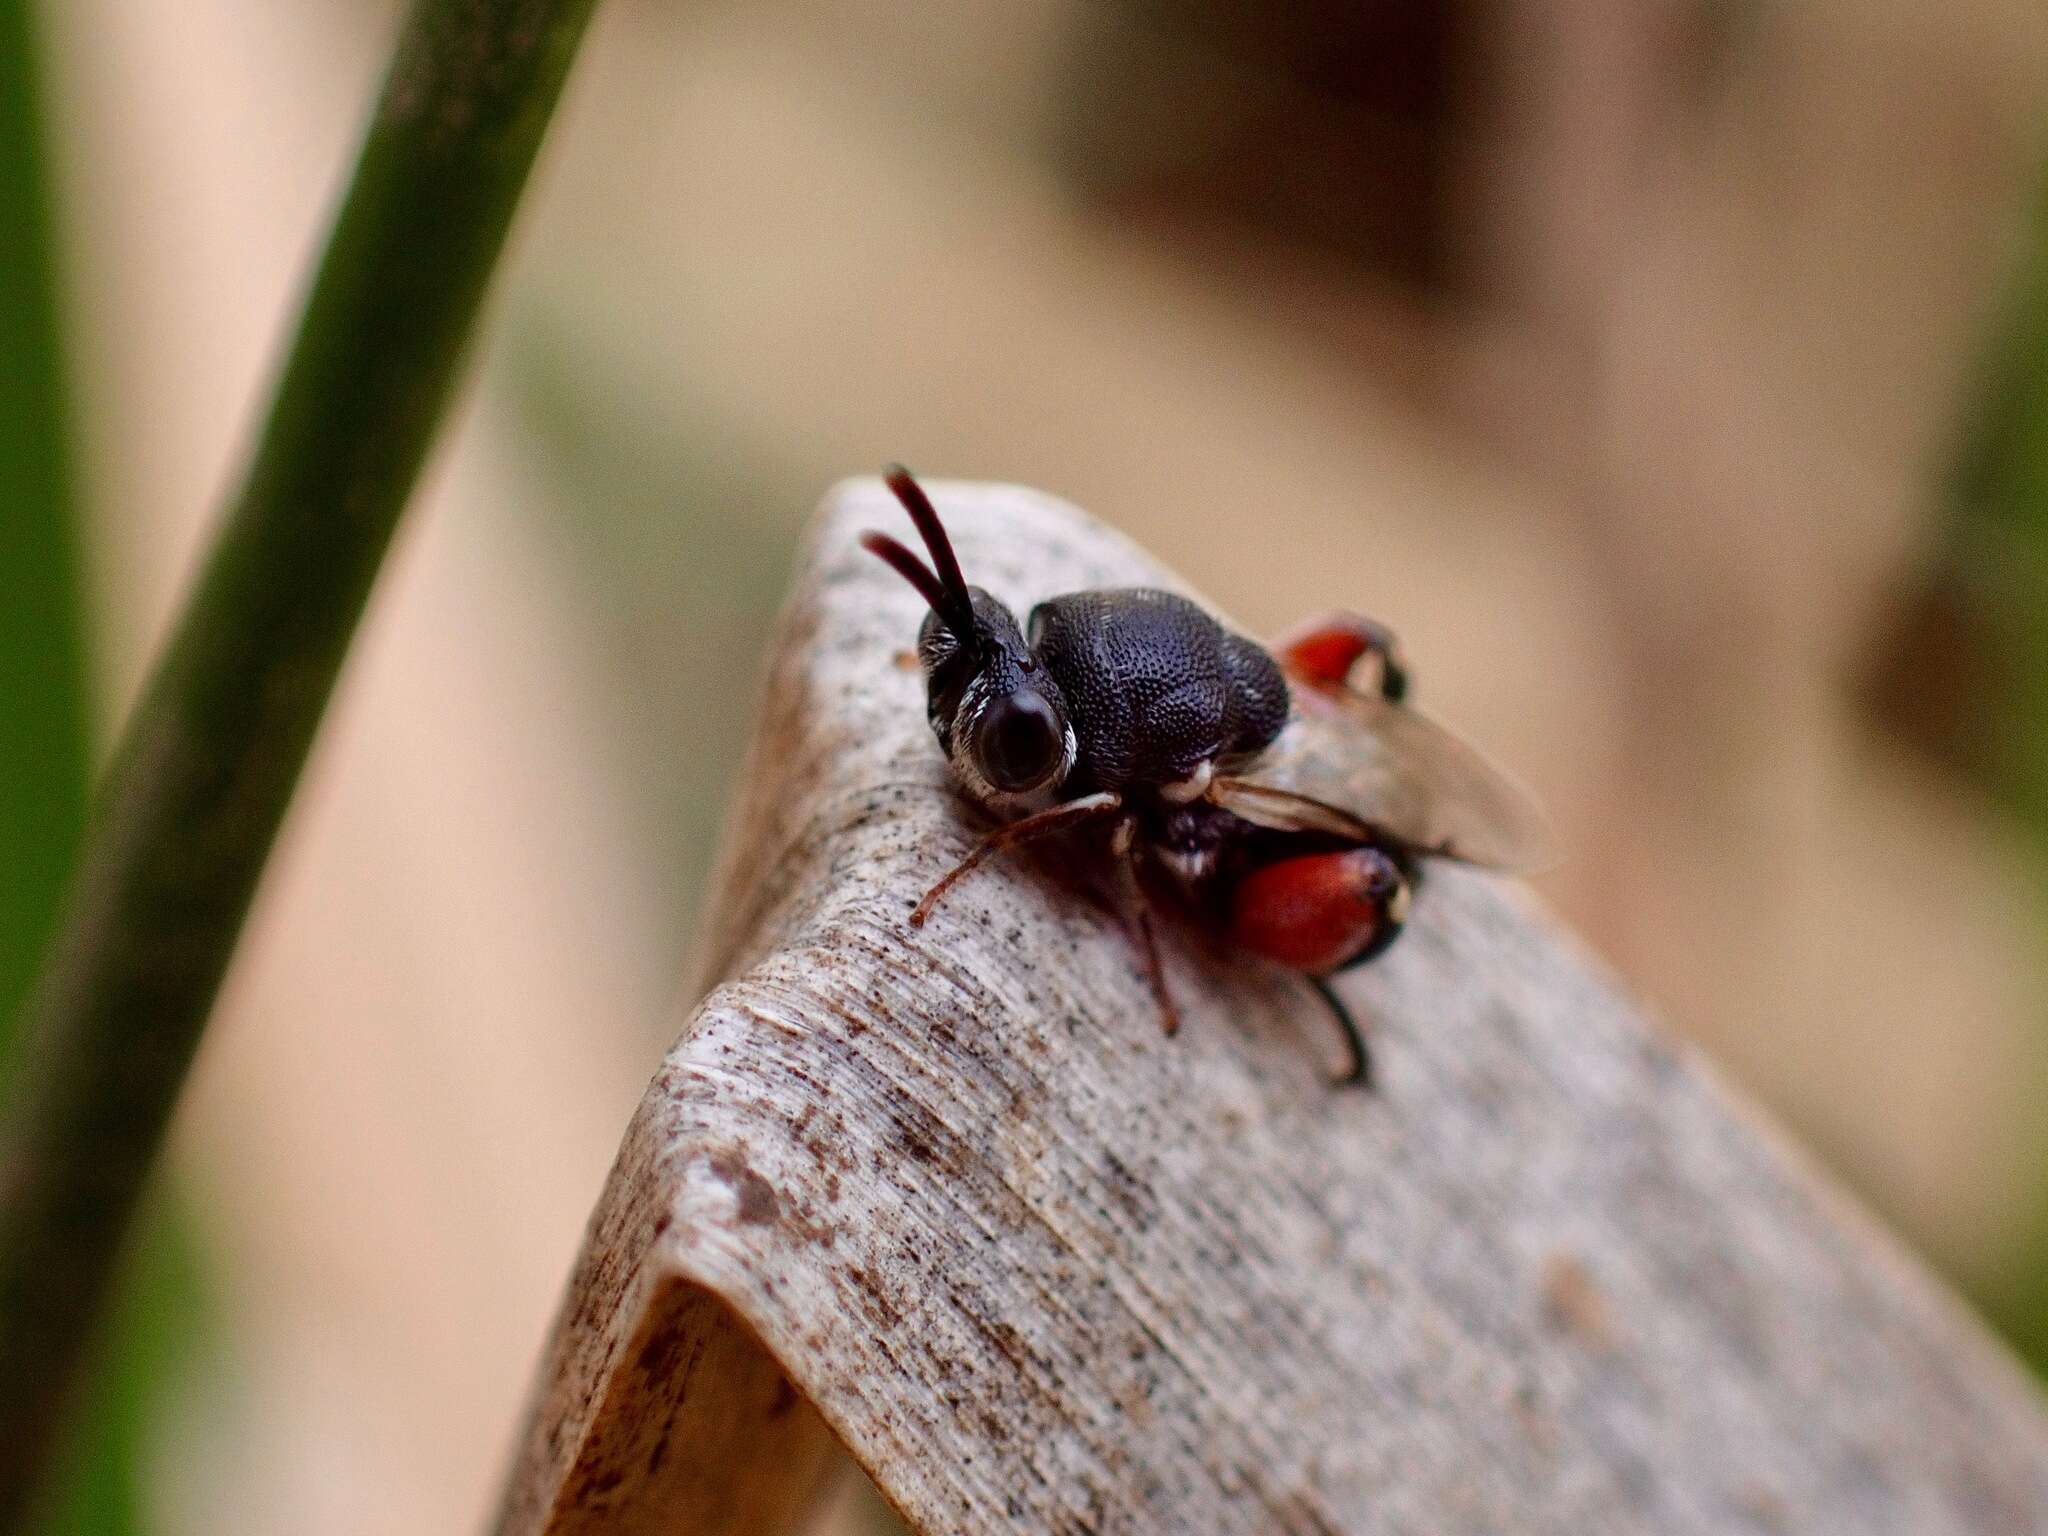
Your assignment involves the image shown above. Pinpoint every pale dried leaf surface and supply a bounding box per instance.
[497,479,2048,1536]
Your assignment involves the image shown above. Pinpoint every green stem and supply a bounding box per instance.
[0,0,601,1523]
[0,0,91,1040]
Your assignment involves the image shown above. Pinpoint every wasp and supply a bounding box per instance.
[861,467,1552,1085]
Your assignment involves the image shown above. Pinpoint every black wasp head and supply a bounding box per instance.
[860,466,1076,811]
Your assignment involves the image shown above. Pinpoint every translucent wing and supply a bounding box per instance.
[1208,680,1556,873]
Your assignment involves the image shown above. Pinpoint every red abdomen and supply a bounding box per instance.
[1228,846,1409,974]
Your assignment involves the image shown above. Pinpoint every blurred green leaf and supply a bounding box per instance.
[0,0,90,1042]
[0,0,604,1525]
[1878,165,2048,1374]
[0,3,202,1534]
[31,1205,204,1536]
[1967,176,2048,1375]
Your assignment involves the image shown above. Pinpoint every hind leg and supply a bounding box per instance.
[1228,842,1410,1085]
[1307,976,1372,1089]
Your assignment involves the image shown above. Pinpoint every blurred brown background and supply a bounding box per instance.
[8,0,2048,1530]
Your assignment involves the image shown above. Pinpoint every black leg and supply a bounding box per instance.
[1308,975,1373,1090]
[1113,816,1180,1035]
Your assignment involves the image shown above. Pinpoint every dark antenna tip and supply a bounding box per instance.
[878,465,974,630]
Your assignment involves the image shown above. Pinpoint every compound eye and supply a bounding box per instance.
[973,690,1064,793]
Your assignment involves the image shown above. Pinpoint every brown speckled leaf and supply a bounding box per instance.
[494,479,2048,1536]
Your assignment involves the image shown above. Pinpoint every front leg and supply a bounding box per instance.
[910,791,1123,926]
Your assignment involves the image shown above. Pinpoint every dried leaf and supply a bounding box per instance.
[498,480,2048,1536]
